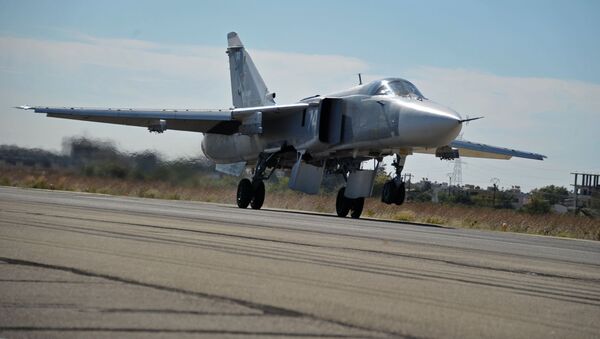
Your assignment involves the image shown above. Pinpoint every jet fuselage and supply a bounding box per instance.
[201,78,463,166]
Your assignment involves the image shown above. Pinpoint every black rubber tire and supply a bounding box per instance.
[250,180,265,210]
[237,178,253,208]
[350,197,364,219]
[381,180,396,204]
[336,187,351,217]
[394,182,406,205]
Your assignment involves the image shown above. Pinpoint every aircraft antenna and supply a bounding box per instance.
[358,73,363,85]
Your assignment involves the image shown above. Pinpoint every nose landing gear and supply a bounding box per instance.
[381,154,407,206]
[382,180,406,205]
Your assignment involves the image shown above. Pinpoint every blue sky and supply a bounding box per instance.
[1,0,599,191]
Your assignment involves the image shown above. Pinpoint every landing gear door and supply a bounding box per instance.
[288,157,324,195]
[345,170,376,199]
[319,98,344,145]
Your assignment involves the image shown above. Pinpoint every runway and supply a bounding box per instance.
[0,186,599,338]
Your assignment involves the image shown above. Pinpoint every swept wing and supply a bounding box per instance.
[16,103,308,135]
[413,139,546,160]
[450,139,546,160]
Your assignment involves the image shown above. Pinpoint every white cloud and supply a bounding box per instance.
[0,35,225,79]
[253,50,368,101]
[407,66,600,131]
[0,34,369,158]
[0,34,368,105]
[403,67,600,189]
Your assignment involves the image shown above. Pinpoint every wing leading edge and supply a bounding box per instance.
[413,139,546,160]
[450,139,546,160]
[17,103,309,135]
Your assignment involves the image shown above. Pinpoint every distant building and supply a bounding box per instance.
[570,173,600,211]
[505,186,529,209]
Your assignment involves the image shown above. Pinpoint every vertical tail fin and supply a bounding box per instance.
[226,32,276,108]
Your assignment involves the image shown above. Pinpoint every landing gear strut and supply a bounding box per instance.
[336,187,365,219]
[236,152,278,210]
[381,154,406,205]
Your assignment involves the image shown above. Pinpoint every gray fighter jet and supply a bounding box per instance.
[18,32,546,219]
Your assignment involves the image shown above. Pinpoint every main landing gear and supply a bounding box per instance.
[236,152,278,210]
[336,187,364,219]
[381,154,406,205]
[329,158,371,219]
[237,178,265,209]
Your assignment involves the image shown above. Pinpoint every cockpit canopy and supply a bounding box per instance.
[315,77,426,100]
[371,79,425,99]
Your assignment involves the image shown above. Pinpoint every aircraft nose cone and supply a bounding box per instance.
[395,101,462,146]
[427,110,462,143]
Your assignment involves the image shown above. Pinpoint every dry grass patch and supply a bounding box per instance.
[1,165,598,240]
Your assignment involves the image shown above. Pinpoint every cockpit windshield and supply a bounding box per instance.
[374,80,425,99]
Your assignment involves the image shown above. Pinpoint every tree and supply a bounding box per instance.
[522,197,551,214]
[531,185,569,205]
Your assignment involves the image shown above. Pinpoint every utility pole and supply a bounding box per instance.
[402,173,413,191]
[451,133,464,187]
[452,158,463,187]
[490,178,500,208]
[402,173,413,201]
[572,173,578,214]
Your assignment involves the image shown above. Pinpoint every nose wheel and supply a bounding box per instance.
[381,154,407,205]
[336,187,364,219]
[381,180,406,205]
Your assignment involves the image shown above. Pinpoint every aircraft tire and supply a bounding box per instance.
[250,180,265,210]
[381,181,396,204]
[237,178,253,208]
[336,187,351,217]
[350,197,364,219]
[394,182,406,205]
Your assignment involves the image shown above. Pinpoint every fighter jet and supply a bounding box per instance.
[18,32,546,219]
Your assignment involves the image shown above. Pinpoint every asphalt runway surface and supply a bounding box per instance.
[0,186,599,338]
